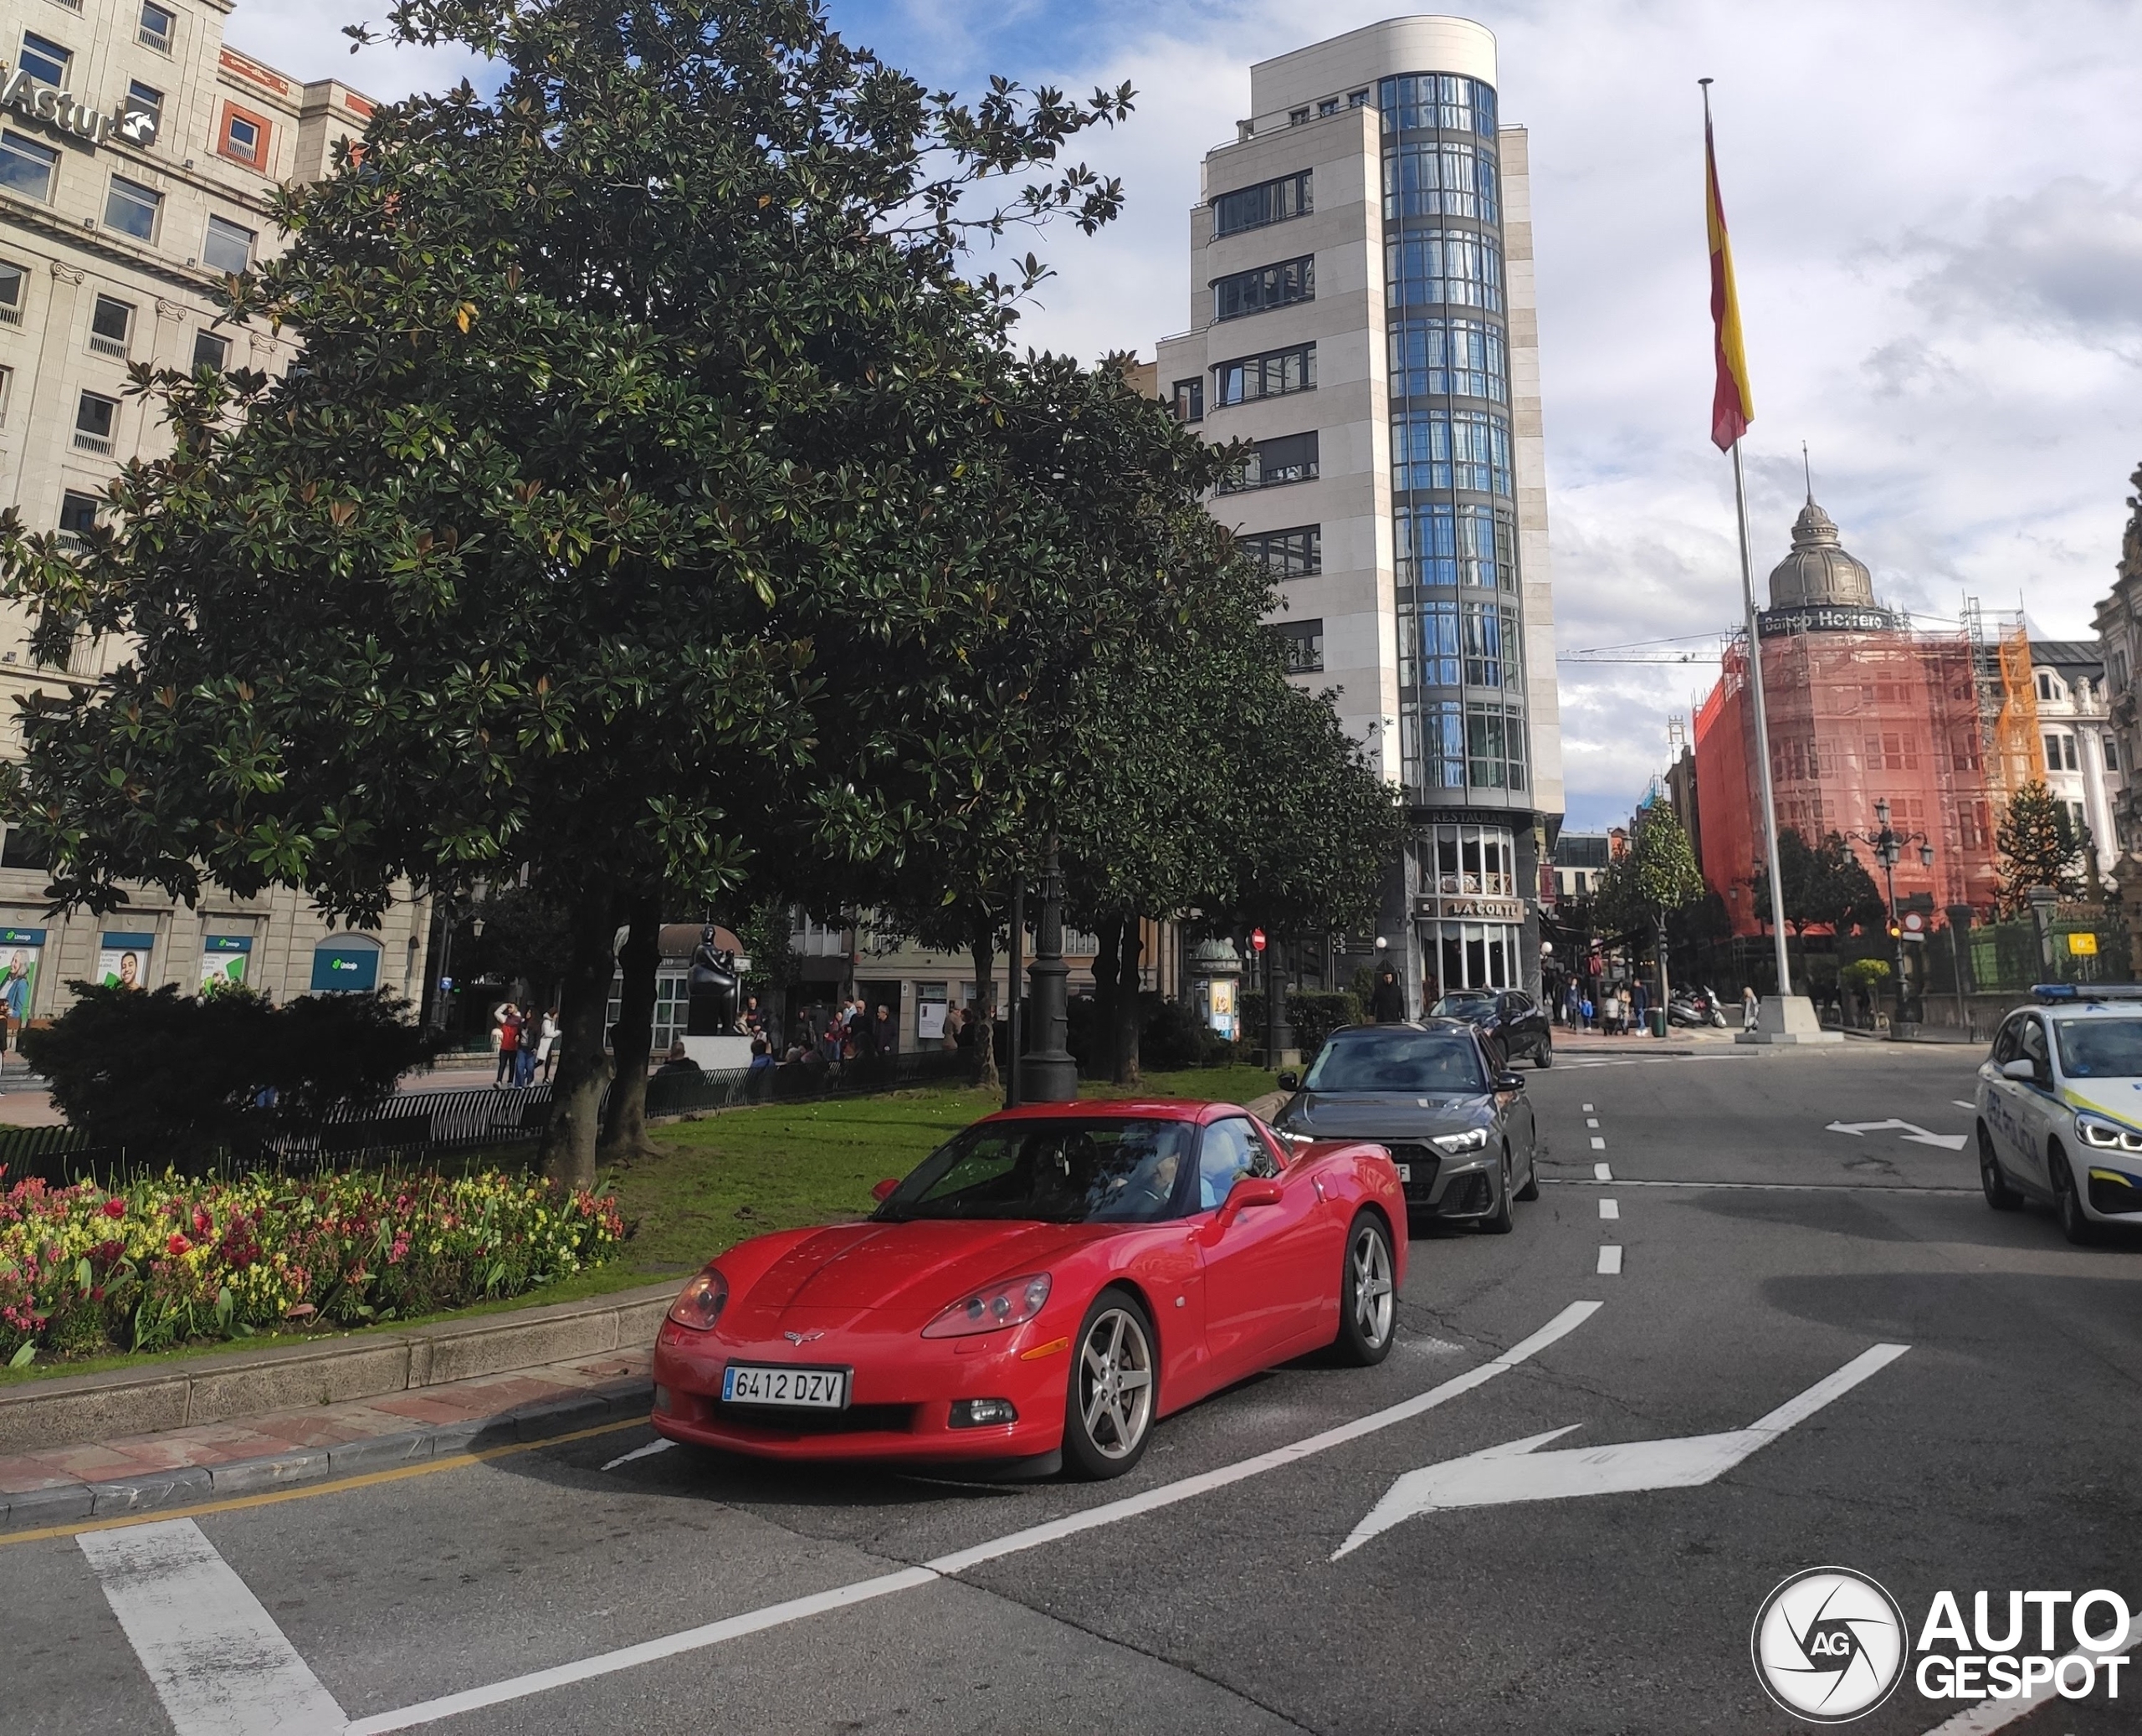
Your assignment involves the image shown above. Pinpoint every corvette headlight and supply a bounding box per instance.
[922,1273,1052,1339]
[2074,1112,2142,1153]
[1431,1128,1489,1155]
[666,1266,729,1330]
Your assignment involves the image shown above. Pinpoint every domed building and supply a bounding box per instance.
[1689,494,2005,947]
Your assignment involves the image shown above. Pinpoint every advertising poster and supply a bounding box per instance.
[917,984,950,1041]
[97,930,154,991]
[310,941,381,993]
[1207,977,1237,1039]
[198,934,252,993]
[0,926,44,1039]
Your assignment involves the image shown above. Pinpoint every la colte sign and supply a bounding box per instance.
[0,67,157,149]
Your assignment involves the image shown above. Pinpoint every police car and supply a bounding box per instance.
[1975,985,2142,1242]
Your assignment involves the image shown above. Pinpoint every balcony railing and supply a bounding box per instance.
[88,334,127,360]
[73,431,112,456]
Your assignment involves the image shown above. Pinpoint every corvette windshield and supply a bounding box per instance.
[878,1119,1196,1224]
[2054,1018,2142,1079]
[1304,1030,1485,1093]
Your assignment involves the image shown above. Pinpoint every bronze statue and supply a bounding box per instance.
[686,926,741,1035]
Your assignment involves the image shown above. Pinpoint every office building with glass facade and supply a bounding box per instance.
[1152,16,1563,1006]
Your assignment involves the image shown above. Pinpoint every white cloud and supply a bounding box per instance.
[223,0,488,104]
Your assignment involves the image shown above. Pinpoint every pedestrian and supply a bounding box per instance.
[939,1006,960,1052]
[654,1040,701,1078]
[746,1036,775,1100]
[1580,992,1595,1032]
[536,1006,561,1082]
[1742,985,1759,1032]
[1562,980,1581,1027]
[874,1002,896,1057]
[1370,965,1406,1023]
[493,1001,520,1087]
[1630,979,1648,1032]
[1601,986,1622,1036]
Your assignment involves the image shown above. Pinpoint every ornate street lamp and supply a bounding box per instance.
[1847,797,1935,1027]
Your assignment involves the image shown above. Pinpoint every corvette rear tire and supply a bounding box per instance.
[1334,1212,1396,1365]
[1978,1124,2021,1211]
[1063,1288,1156,1480]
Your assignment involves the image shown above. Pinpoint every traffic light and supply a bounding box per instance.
[1887,922,1901,939]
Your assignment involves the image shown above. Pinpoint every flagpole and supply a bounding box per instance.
[1733,437,1795,994]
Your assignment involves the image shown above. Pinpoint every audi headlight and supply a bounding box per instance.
[2074,1112,2142,1153]
[1431,1128,1489,1155]
[921,1273,1052,1339]
[666,1265,729,1330]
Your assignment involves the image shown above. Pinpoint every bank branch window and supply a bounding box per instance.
[0,133,59,202]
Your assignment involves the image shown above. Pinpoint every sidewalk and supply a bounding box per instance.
[0,1341,653,1533]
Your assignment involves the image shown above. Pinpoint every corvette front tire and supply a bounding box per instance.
[1063,1288,1156,1480]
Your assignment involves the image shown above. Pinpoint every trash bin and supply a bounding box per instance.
[1648,1008,1668,1038]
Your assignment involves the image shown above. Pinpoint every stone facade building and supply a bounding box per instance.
[0,0,424,1032]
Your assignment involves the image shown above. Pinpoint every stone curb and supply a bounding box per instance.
[0,1279,679,1458]
[0,1376,653,1533]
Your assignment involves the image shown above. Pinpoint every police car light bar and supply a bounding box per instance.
[2030,983,2142,1004]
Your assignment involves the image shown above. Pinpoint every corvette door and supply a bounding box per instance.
[1195,1118,1325,1383]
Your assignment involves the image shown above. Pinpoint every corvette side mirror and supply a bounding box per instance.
[870,1177,899,1202]
[1276,1070,1300,1093]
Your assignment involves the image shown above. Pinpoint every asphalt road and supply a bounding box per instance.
[10,1041,2142,1735]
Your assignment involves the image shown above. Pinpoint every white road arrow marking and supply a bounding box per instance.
[1333,1342,1909,1560]
[1825,1119,1968,1150]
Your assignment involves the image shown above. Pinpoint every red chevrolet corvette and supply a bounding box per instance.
[650,1099,1406,1477]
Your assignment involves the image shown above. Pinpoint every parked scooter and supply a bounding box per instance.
[1668,986,1730,1028]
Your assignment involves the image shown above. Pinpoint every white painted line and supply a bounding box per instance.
[1542,1177,1976,1197]
[1585,1117,1599,1129]
[80,1518,346,1736]
[602,1437,676,1472]
[1593,1162,1612,1181]
[1599,1199,1619,1221]
[346,1302,1605,1733]
[1950,1099,1975,1110]
[1581,1103,1594,1112]
[1596,1244,1622,1275]
[1589,1135,1606,1150]
[1918,1607,2140,1733]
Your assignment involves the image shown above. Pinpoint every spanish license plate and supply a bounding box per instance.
[721,1364,848,1410]
[1394,1163,1412,1181]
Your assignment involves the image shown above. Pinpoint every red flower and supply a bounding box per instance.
[166,1232,192,1257]
[192,1206,213,1237]
[101,1197,127,1220]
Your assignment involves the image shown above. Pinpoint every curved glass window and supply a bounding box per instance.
[1466,703,1527,790]
[1403,601,1462,689]
[1383,141,1499,223]
[1390,317,1505,402]
[1403,699,1465,791]
[1386,231,1502,311]
[1462,601,1523,689]
[1378,74,1497,138]
[1396,502,1515,589]
[1391,409,1511,495]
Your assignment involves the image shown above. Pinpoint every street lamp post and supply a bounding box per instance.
[1846,796,1934,1030]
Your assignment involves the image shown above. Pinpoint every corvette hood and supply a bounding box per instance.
[725,1219,1105,1334]
[1277,1091,1491,1138]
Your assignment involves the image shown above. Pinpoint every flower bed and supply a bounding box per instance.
[0,1170,625,1365]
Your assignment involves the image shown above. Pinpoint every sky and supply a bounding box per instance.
[228,0,2142,832]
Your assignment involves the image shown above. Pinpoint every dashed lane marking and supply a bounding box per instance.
[1543,1177,1977,1196]
[1593,1162,1613,1181]
[1581,1103,1594,1112]
[1596,1245,1623,1276]
[1585,1118,1600,1128]
[1589,1136,1606,1150]
[341,1302,1606,1734]
[1599,1199,1619,1221]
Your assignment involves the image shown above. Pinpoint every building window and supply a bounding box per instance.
[89,294,133,359]
[2105,734,2119,774]
[1271,618,1324,673]
[1171,377,1202,423]
[1237,525,1320,578]
[1466,703,1527,791]
[2044,731,2078,771]
[1389,317,1506,402]
[137,1,174,53]
[1379,74,1499,139]
[1212,255,1314,321]
[1386,231,1503,311]
[2111,649,2129,694]
[1391,408,1512,495]
[1382,141,1499,223]
[105,176,161,240]
[55,489,98,554]
[2035,670,2053,700]
[192,329,228,371]
[219,107,268,166]
[1406,600,1462,689]
[1318,98,1340,117]
[0,825,53,870]
[1348,90,1371,108]
[1217,430,1318,493]
[1212,341,1314,406]
[0,131,60,202]
[0,364,11,428]
[202,215,255,274]
[1462,601,1522,689]
[1407,699,1465,791]
[0,259,23,326]
[1393,503,1516,589]
[74,392,117,454]
[17,33,71,89]
[1288,107,1309,125]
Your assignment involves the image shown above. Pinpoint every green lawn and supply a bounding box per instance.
[607,1063,1281,1277]
[0,1066,1277,1386]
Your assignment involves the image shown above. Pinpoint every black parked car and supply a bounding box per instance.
[1430,988,1553,1069]
[1273,1022,1538,1232]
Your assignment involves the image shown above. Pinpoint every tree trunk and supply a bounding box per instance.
[967,913,999,1092]
[597,888,662,1165]
[1111,918,1143,1086]
[540,887,621,1192]
[1090,914,1124,1082]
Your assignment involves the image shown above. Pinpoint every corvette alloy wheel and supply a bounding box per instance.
[1335,1213,1396,1365]
[1064,1292,1156,1478]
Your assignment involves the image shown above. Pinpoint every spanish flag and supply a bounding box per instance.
[1704,112,1754,452]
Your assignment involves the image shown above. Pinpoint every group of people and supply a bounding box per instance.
[1554,976,1649,1035]
[491,1000,560,1087]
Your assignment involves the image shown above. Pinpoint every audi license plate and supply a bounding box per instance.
[722,1364,848,1410]
[1394,1163,1412,1181]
